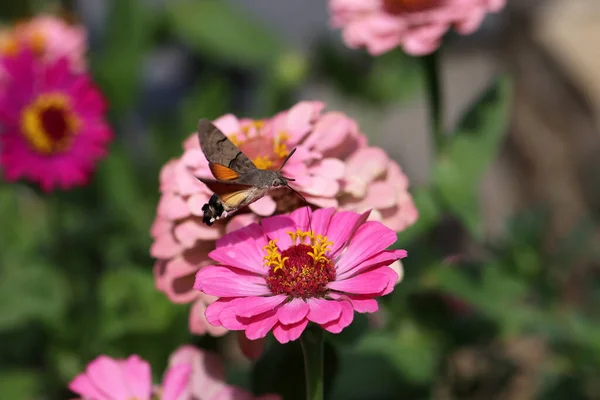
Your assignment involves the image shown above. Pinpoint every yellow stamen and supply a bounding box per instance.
[253,155,273,170]
[0,34,18,57]
[263,229,333,274]
[21,93,80,154]
[263,239,289,273]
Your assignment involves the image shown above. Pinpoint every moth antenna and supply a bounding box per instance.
[281,176,295,182]
[278,148,297,171]
[287,185,313,234]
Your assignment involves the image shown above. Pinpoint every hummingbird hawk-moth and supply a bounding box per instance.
[196,118,302,226]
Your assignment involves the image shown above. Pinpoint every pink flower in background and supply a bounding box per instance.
[0,14,87,72]
[168,346,281,400]
[329,0,506,55]
[0,50,112,191]
[194,207,407,343]
[151,101,417,337]
[68,354,191,400]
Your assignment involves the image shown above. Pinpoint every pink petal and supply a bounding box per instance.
[123,355,152,400]
[306,298,342,324]
[326,210,371,255]
[194,266,270,297]
[150,232,183,259]
[329,293,379,313]
[213,114,241,135]
[234,295,287,318]
[189,297,228,336]
[86,356,130,399]
[249,196,277,216]
[336,221,398,275]
[309,158,345,180]
[212,223,269,274]
[311,208,336,237]
[322,301,354,334]
[272,319,309,344]
[161,363,192,400]
[288,206,312,232]
[68,374,109,400]
[261,215,296,251]
[158,193,190,220]
[276,298,310,325]
[226,213,259,233]
[337,249,406,281]
[173,219,216,248]
[205,298,234,328]
[245,310,280,340]
[213,298,250,330]
[328,267,397,295]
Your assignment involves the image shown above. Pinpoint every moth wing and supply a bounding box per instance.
[197,119,257,175]
[197,178,254,209]
[209,163,240,181]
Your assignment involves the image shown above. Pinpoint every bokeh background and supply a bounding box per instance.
[2,0,600,399]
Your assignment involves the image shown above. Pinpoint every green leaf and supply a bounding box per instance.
[433,76,513,237]
[396,187,441,244]
[355,323,440,384]
[365,50,421,104]
[179,77,232,134]
[0,261,69,331]
[98,267,176,340]
[92,0,156,113]
[167,0,282,68]
[0,369,41,400]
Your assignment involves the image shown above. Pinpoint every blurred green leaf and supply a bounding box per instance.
[99,267,176,340]
[96,145,152,238]
[0,369,41,400]
[396,187,441,245]
[0,261,69,331]
[434,76,512,237]
[365,50,421,104]
[179,77,232,134]
[354,322,440,384]
[93,0,156,113]
[167,0,282,68]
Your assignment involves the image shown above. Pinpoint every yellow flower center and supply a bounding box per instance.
[21,93,80,154]
[264,230,336,298]
[229,119,292,170]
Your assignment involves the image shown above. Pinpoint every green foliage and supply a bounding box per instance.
[434,76,512,237]
[167,0,282,69]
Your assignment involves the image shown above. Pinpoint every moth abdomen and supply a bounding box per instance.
[202,194,226,226]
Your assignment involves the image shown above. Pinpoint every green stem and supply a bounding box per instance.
[300,325,324,400]
[422,51,445,153]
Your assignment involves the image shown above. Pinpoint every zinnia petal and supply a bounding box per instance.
[273,319,309,344]
[306,298,342,324]
[276,298,310,325]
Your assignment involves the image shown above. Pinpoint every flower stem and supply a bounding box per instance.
[421,50,445,153]
[300,325,324,400]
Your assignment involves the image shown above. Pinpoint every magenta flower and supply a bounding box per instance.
[150,102,417,336]
[0,49,112,191]
[329,0,506,56]
[168,346,281,400]
[68,354,191,400]
[194,207,407,343]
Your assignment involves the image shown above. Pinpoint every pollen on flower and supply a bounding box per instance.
[252,155,273,170]
[383,0,440,14]
[264,230,336,298]
[20,93,81,154]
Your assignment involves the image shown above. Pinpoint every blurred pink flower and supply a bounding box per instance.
[0,50,112,191]
[68,354,191,400]
[168,345,280,400]
[151,101,417,337]
[194,207,407,343]
[0,14,87,72]
[329,0,506,55]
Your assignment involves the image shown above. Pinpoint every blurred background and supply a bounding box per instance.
[2,0,600,399]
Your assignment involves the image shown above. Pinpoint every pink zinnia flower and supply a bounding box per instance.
[0,14,87,72]
[194,207,407,343]
[329,0,506,55]
[0,49,112,191]
[68,353,191,400]
[168,345,281,400]
[151,101,416,336]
